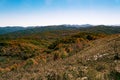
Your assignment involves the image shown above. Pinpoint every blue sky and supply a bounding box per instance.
[0,0,120,26]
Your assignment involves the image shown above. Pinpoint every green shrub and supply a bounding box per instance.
[23,58,38,68]
[109,70,120,80]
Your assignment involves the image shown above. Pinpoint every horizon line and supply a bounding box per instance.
[0,24,120,27]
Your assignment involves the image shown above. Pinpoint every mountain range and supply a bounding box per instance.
[0,24,120,35]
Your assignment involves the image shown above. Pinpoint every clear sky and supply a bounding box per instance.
[0,0,120,26]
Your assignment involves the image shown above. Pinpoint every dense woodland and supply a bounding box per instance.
[0,25,120,80]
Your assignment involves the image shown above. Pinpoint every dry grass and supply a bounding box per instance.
[0,34,120,80]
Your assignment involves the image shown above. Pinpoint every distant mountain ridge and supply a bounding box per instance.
[0,25,78,35]
[0,27,27,34]
[0,24,120,35]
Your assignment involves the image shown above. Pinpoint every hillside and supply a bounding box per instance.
[79,25,120,34]
[0,34,120,80]
[0,25,120,80]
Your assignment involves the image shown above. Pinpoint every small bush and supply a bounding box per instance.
[46,71,61,80]
[10,64,18,71]
[53,51,60,61]
[109,70,120,80]
[95,65,105,72]
[23,58,38,68]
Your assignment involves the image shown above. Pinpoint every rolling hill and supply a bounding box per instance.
[0,25,120,80]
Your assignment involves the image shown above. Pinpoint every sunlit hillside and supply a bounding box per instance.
[0,25,120,80]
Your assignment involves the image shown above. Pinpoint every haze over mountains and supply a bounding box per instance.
[0,24,120,35]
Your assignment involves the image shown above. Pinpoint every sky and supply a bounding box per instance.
[0,0,120,26]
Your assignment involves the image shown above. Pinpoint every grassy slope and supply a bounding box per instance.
[0,34,120,80]
[0,26,120,80]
